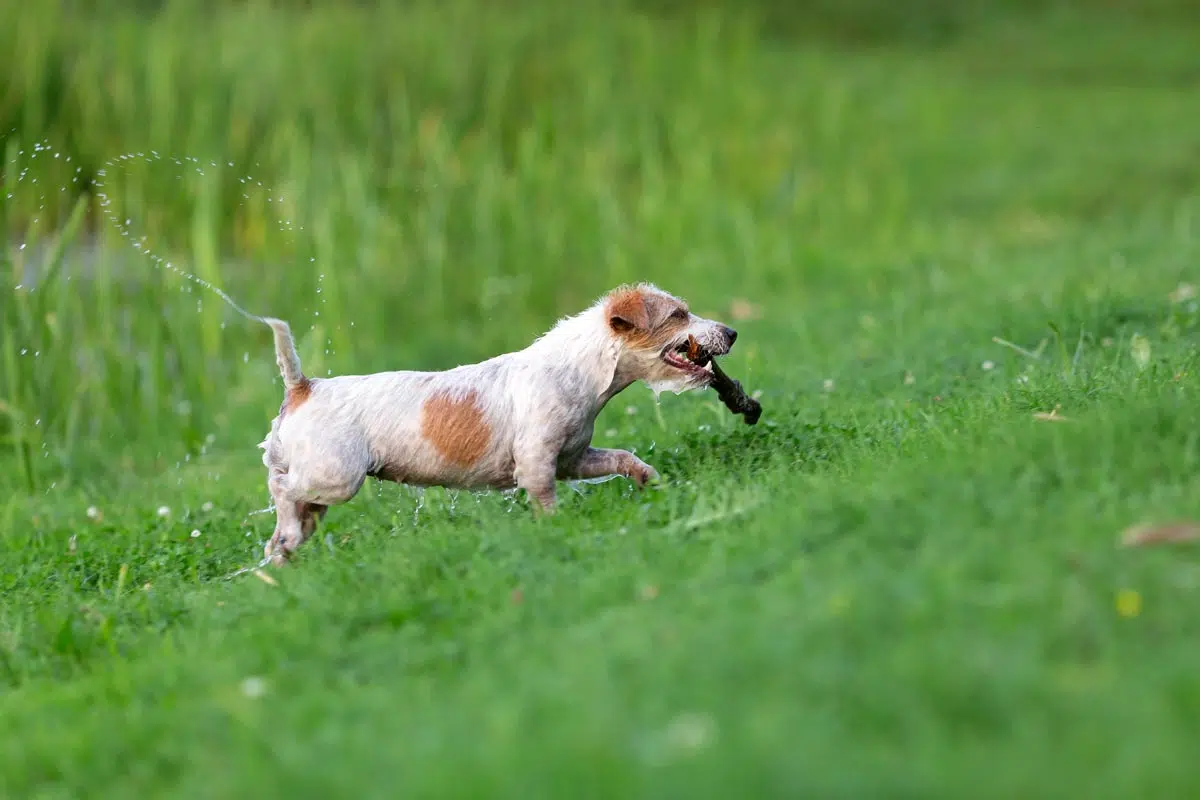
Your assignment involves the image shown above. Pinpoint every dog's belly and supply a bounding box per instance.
[368,450,517,491]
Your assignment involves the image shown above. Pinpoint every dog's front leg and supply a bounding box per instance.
[566,447,660,488]
[513,432,562,514]
[516,460,558,513]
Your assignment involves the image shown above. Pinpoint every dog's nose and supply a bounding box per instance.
[722,326,738,344]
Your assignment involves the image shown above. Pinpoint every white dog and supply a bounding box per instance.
[258,283,739,564]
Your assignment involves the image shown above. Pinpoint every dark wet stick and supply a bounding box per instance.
[709,359,762,425]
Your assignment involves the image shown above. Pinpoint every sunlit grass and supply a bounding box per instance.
[2,0,1200,796]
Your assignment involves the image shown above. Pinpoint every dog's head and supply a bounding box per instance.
[602,283,738,393]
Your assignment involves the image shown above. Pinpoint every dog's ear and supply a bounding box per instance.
[643,293,683,330]
[607,289,650,333]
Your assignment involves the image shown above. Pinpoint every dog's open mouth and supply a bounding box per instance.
[662,332,761,424]
[663,334,762,424]
[662,334,717,376]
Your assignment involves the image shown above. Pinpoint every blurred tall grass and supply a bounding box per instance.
[0,1,763,490]
[2,0,1199,492]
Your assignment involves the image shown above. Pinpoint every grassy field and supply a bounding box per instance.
[3,0,1200,796]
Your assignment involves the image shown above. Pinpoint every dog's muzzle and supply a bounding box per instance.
[661,327,737,377]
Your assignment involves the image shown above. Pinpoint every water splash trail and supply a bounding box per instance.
[92,151,282,326]
[5,141,293,325]
[4,139,319,576]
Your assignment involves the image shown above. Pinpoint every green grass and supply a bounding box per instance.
[3,0,1200,796]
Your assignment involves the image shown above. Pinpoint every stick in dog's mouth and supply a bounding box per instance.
[709,358,762,425]
[662,334,715,375]
[664,334,762,425]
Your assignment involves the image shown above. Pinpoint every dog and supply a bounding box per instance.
[258,283,739,564]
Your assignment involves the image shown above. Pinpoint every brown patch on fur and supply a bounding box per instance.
[281,378,313,416]
[605,286,689,350]
[607,288,652,331]
[421,389,493,467]
[277,378,313,418]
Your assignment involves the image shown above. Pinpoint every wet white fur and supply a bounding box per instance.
[258,283,737,564]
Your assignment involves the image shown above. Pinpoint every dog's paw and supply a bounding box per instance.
[630,460,661,488]
[263,535,294,567]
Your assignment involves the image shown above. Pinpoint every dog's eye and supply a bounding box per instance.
[671,308,689,321]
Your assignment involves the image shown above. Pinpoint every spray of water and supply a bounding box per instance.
[3,139,324,579]
[93,150,313,578]
[92,151,283,326]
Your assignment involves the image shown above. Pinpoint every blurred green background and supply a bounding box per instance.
[3,1,1200,796]
[4,0,1197,491]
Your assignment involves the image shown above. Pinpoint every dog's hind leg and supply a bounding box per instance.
[265,499,328,566]
[301,503,327,541]
[264,454,365,563]
[264,471,306,565]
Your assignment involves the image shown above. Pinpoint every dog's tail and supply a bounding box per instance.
[262,317,307,389]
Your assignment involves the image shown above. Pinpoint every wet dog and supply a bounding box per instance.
[258,283,739,564]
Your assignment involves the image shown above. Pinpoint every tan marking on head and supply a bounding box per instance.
[420,389,493,467]
[604,285,690,350]
[281,377,313,416]
[606,287,652,331]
